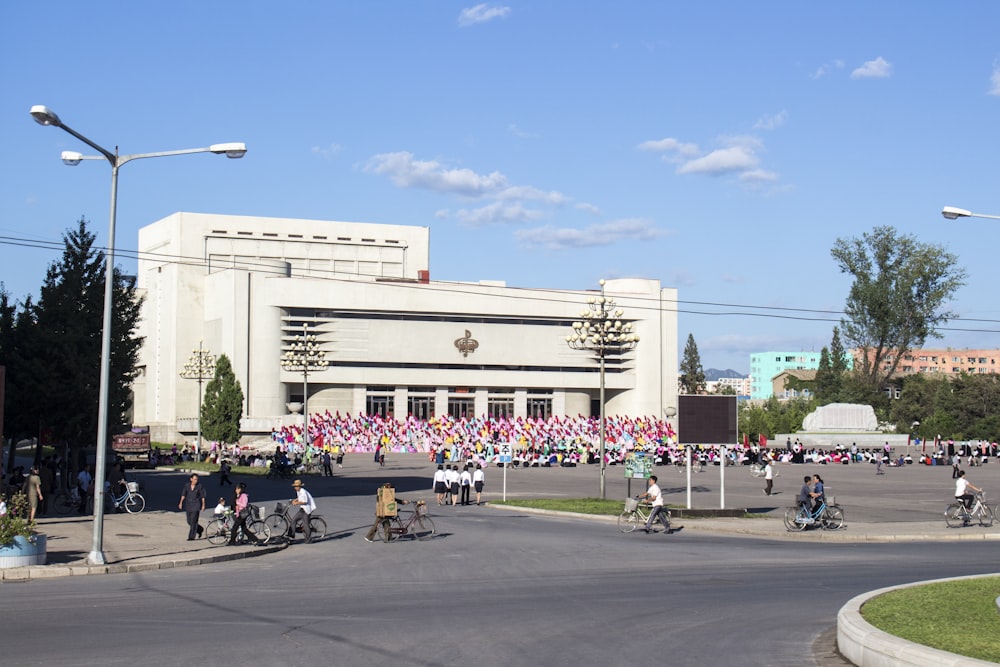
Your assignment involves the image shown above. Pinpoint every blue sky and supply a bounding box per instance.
[3,2,1000,374]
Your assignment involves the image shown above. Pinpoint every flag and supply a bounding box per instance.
[743,432,749,447]
[759,433,767,447]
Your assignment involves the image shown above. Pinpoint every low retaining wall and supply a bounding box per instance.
[0,534,47,569]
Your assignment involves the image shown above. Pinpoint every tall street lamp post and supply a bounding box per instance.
[179,341,216,462]
[281,322,328,450]
[30,105,246,565]
[565,279,639,499]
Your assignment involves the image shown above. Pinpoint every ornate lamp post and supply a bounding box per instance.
[280,323,328,449]
[30,104,245,565]
[179,341,216,461]
[565,279,639,499]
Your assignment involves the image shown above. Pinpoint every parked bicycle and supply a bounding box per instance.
[784,498,844,531]
[107,481,145,513]
[262,501,328,544]
[618,497,671,533]
[945,491,996,528]
[205,507,271,546]
[376,500,436,542]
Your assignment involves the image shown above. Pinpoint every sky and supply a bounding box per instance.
[2,2,1000,375]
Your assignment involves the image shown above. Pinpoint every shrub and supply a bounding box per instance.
[0,492,38,546]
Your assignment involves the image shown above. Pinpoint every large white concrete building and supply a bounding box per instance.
[131,212,679,444]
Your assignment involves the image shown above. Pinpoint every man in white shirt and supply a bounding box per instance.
[289,479,316,543]
[954,470,981,510]
[77,464,93,515]
[763,458,775,496]
[638,475,670,534]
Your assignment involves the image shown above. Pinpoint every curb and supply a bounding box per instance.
[837,574,1000,667]
[485,504,1000,542]
[0,543,286,583]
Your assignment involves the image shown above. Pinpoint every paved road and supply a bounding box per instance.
[2,454,998,666]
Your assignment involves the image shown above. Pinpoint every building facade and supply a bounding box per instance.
[749,351,822,400]
[859,348,1000,377]
[131,212,679,444]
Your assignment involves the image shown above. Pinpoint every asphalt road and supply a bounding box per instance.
[3,455,998,667]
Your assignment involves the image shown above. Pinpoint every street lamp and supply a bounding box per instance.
[565,279,639,499]
[179,341,216,461]
[30,105,246,565]
[941,206,1000,221]
[280,322,329,450]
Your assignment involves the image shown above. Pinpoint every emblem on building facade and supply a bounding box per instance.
[454,329,479,357]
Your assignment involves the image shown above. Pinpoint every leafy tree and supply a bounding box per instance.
[713,384,736,396]
[201,354,244,446]
[678,333,706,394]
[831,226,965,393]
[829,326,849,376]
[27,219,143,451]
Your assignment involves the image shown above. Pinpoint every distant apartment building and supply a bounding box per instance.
[750,351,822,399]
[856,348,1000,378]
[706,376,751,397]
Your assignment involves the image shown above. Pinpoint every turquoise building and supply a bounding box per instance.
[750,351,823,399]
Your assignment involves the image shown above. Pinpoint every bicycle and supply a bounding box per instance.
[261,501,328,544]
[205,508,271,546]
[750,463,778,478]
[784,498,844,531]
[107,481,145,513]
[376,500,436,542]
[945,491,996,528]
[618,497,671,533]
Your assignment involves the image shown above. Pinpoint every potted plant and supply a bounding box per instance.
[0,491,47,568]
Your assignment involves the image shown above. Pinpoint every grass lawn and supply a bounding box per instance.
[861,576,1000,662]
[171,461,321,478]
[492,498,625,515]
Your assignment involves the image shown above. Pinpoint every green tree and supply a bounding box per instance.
[831,226,965,393]
[678,333,706,394]
[26,219,143,450]
[201,354,244,446]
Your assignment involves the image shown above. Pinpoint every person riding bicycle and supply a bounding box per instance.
[954,470,981,511]
[797,476,815,522]
[637,475,670,534]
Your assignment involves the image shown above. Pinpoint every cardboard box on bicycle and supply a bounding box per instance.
[376,484,397,517]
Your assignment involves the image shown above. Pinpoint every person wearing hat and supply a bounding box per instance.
[289,479,316,544]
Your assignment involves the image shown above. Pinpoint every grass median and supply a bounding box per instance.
[491,498,625,515]
[861,576,1000,662]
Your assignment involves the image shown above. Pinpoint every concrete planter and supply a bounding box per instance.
[0,534,47,568]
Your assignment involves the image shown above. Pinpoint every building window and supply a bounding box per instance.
[366,386,394,418]
[408,396,433,420]
[448,397,474,419]
[487,395,514,419]
[526,397,552,419]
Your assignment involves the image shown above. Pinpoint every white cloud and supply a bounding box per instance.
[990,61,1000,96]
[455,202,546,226]
[515,218,661,250]
[637,137,701,159]
[739,169,779,183]
[311,143,343,160]
[495,185,567,204]
[753,110,788,131]
[458,4,510,27]
[851,56,893,79]
[363,151,507,197]
[576,202,602,216]
[810,59,845,79]
[677,145,759,176]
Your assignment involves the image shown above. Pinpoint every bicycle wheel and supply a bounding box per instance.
[54,494,75,515]
[821,506,844,530]
[784,507,807,532]
[206,519,229,545]
[977,504,994,527]
[308,516,327,541]
[944,503,967,528]
[125,493,145,513]
[248,519,270,544]
[618,511,639,533]
[411,515,436,540]
[378,517,400,543]
[264,513,290,544]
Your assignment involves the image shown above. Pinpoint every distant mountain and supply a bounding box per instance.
[705,368,746,381]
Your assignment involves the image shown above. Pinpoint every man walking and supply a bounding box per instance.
[289,479,316,544]
[638,475,670,534]
[763,458,775,496]
[178,473,206,540]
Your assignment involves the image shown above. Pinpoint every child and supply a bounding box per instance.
[214,497,228,517]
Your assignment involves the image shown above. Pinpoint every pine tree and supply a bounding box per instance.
[814,347,834,402]
[201,355,244,446]
[679,333,706,394]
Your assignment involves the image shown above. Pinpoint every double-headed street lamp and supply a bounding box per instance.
[565,279,639,499]
[179,341,216,461]
[30,105,246,565]
[941,206,1000,221]
[281,322,329,450]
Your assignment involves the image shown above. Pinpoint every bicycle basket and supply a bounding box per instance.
[416,501,427,516]
[624,498,639,512]
[275,501,287,514]
[126,481,139,493]
[254,505,266,520]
